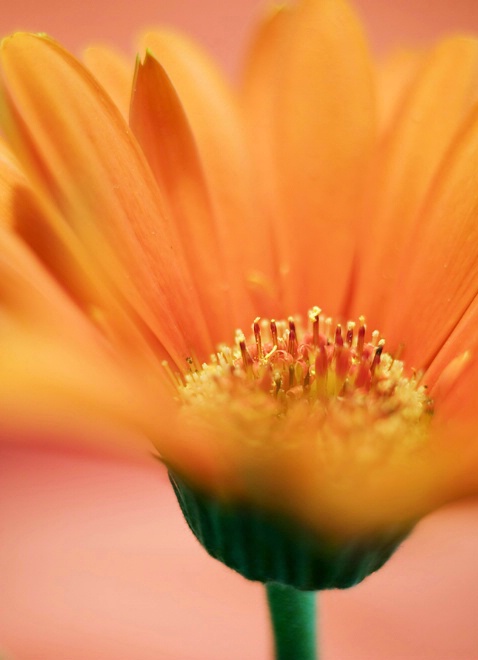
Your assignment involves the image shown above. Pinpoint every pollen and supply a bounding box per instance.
[177,308,433,469]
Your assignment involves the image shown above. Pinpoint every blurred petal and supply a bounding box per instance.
[83,44,133,119]
[240,5,292,315]
[0,227,166,453]
[159,394,478,540]
[427,292,478,409]
[376,48,423,134]
[242,0,376,315]
[382,101,478,367]
[356,37,478,329]
[0,135,36,229]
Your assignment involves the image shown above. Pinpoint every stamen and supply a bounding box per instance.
[336,345,352,383]
[315,344,328,378]
[270,319,278,347]
[357,319,366,356]
[238,334,254,376]
[288,317,298,358]
[335,324,344,348]
[370,343,383,375]
[253,317,263,358]
[289,363,295,388]
[179,306,433,463]
[161,359,183,389]
[309,306,321,347]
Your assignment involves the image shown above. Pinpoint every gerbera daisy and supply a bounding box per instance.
[2,0,478,656]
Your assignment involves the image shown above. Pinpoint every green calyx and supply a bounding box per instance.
[170,473,411,591]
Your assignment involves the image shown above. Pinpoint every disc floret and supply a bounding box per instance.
[179,308,432,452]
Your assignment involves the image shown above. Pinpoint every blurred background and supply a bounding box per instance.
[0,0,478,73]
[2,0,478,658]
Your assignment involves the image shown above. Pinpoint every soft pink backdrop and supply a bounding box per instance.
[2,1,478,658]
[0,0,478,73]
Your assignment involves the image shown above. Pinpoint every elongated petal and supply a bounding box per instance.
[376,48,423,134]
[433,356,478,426]
[355,37,478,326]
[382,101,478,367]
[240,5,292,315]
[138,29,272,322]
[0,134,106,322]
[242,0,376,315]
[83,44,133,119]
[427,292,478,407]
[0,33,211,367]
[0,136,35,229]
[130,53,232,341]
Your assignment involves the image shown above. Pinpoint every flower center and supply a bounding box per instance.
[178,307,432,467]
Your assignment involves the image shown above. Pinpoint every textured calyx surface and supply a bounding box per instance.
[178,307,432,464]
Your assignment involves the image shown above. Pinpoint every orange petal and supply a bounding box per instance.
[0,134,102,320]
[0,131,157,363]
[138,29,272,323]
[130,52,232,341]
[83,44,133,120]
[0,33,212,367]
[0,227,169,454]
[382,100,478,368]
[240,5,292,316]
[242,0,376,316]
[376,48,423,135]
[427,292,478,407]
[0,135,35,229]
[430,350,474,415]
[355,37,478,326]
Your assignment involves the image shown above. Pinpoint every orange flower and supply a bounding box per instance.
[1,0,478,544]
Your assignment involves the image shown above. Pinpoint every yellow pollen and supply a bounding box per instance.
[177,309,433,467]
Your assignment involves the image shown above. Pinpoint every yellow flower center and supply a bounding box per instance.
[178,307,432,467]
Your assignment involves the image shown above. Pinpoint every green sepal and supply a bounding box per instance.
[170,473,412,591]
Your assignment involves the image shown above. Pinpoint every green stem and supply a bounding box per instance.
[266,582,317,660]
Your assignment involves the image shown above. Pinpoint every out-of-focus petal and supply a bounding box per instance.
[427,292,478,404]
[0,135,101,321]
[376,49,424,135]
[0,33,212,367]
[83,44,133,119]
[433,357,478,428]
[0,227,169,454]
[242,0,376,316]
[382,100,478,367]
[0,135,35,229]
[240,5,292,316]
[356,37,478,329]
[159,402,478,540]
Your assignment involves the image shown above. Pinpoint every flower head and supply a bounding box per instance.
[2,0,478,581]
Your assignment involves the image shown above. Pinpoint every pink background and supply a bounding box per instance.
[2,0,478,658]
[2,448,478,659]
[0,0,478,73]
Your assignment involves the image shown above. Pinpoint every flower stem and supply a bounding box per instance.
[266,582,317,660]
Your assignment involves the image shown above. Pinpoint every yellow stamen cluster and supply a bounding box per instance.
[178,308,432,467]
